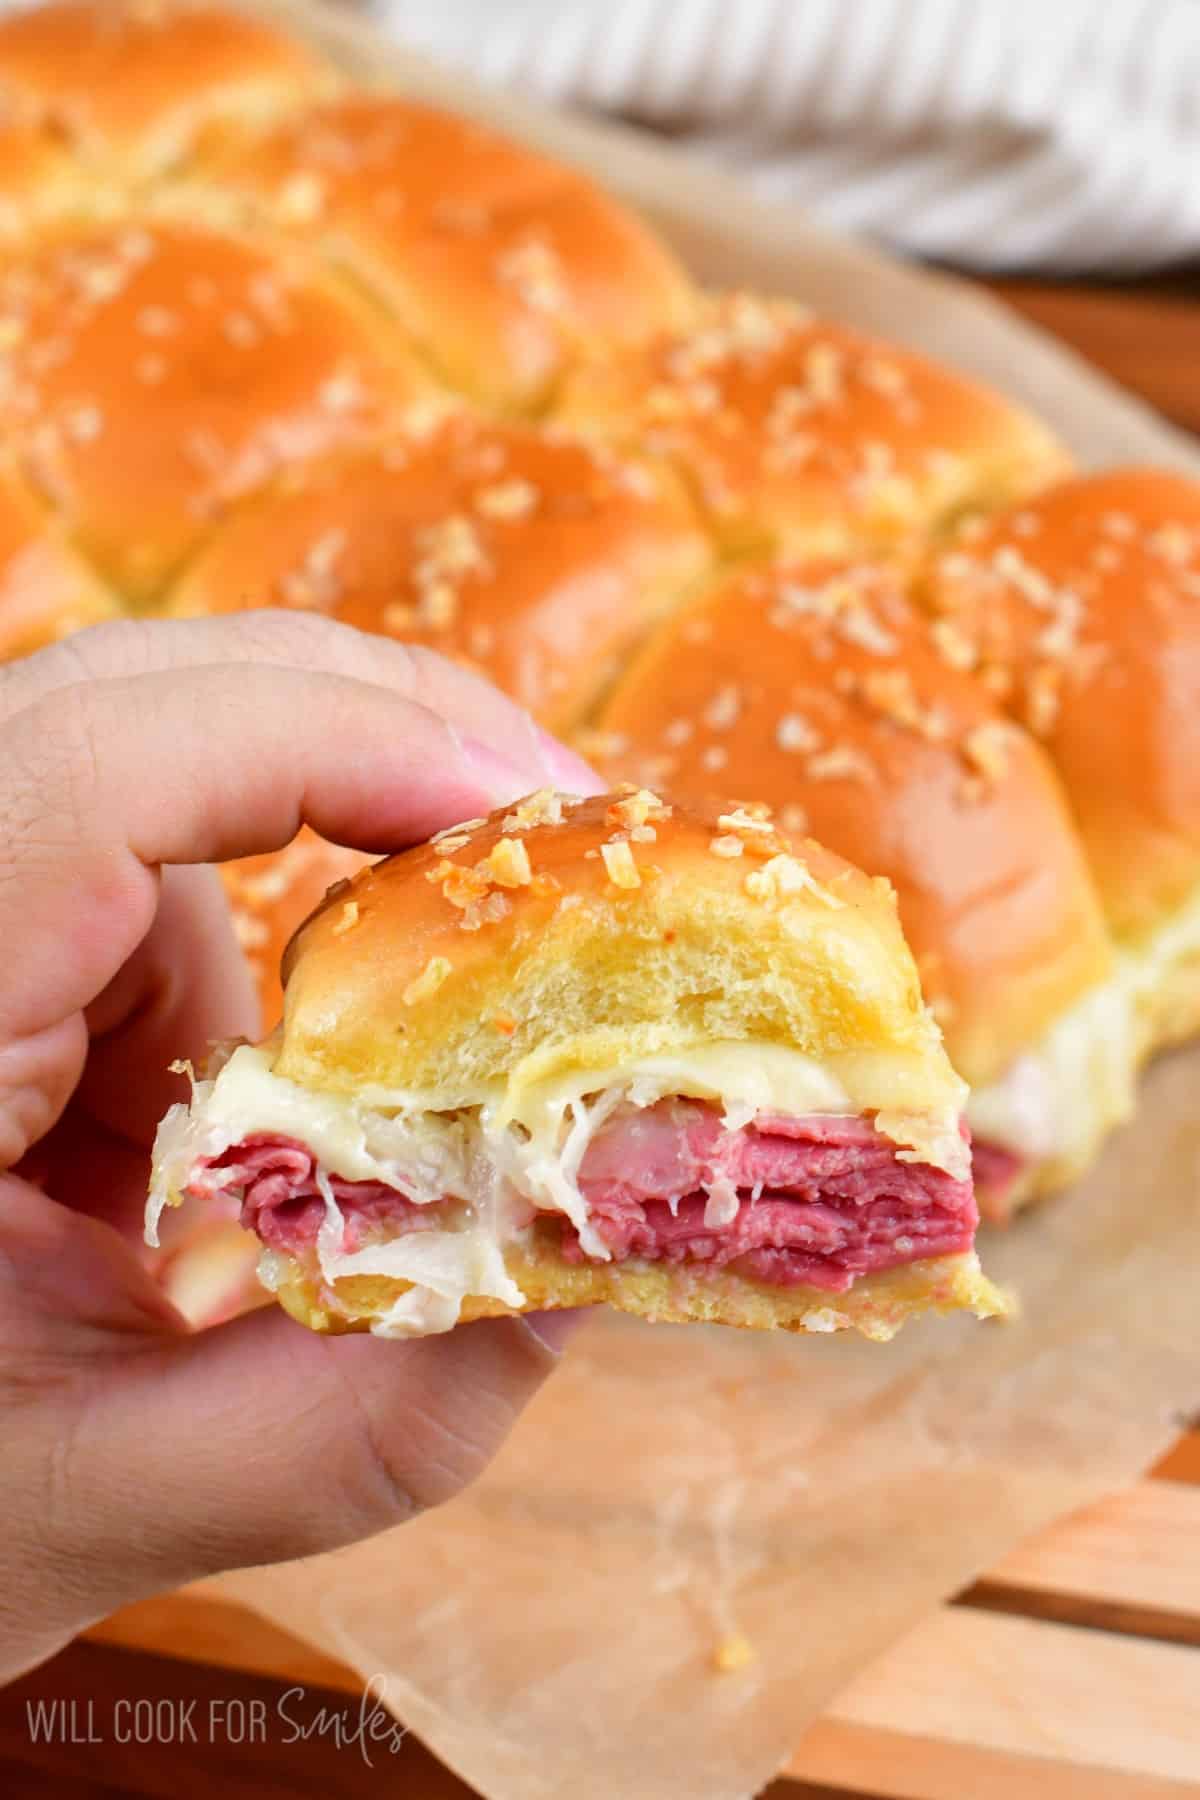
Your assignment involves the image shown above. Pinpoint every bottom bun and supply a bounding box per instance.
[271,1239,1010,1345]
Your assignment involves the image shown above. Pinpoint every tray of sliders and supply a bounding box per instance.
[0,3,1197,1796]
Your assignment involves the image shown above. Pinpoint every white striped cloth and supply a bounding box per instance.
[368,0,1200,272]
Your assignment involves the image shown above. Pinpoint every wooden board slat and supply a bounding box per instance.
[1154,1431,1200,1484]
[789,1609,1200,1787]
[785,1721,1197,1800]
[961,1479,1200,1644]
[87,1592,363,1697]
[986,277,1200,438]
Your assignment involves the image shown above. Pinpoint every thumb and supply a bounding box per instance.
[102,1303,580,1570]
[6,1246,581,1676]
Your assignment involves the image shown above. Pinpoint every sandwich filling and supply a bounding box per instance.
[967,880,1200,1207]
[148,1043,975,1335]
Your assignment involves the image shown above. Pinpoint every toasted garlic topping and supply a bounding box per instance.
[278,171,326,223]
[484,837,532,887]
[930,616,977,671]
[601,840,641,889]
[501,788,569,832]
[961,721,1012,784]
[608,786,672,830]
[1146,522,1195,565]
[775,711,819,753]
[232,909,269,951]
[717,807,774,834]
[428,858,487,906]
[433,817,486,842]
[402,956,452,1006]
[1024,663,1062,735]
[474,477,538,520]
[460,892,511,932]
[745,854,842,908]
[331,901,359,936]
[806,746,877,783]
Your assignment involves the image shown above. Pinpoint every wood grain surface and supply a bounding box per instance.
[987,275,1200,438]
[2,278,1198,1800]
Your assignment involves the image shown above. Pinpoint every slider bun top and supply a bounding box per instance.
[0,122,88,242]
[0,459,118,657]
[0,219,430,601]
[195,94,697,412]
[0,1,336,181]
[920,468,1200,941]
[166,410,709,732]
[595,561,1113,1086]
[555,293,1070,559]
[220,829,370,1033]
[277,789,963,1119]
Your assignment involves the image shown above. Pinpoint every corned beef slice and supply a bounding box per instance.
[191,1100,978,1295]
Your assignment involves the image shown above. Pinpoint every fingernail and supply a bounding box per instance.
[533,725,605,798]
[457,731,536,806]
[522,1307,589,1355]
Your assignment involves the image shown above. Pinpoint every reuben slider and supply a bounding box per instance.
[148,791,1006,1340]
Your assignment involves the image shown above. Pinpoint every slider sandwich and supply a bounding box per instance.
[147,791,1007,1339]
[920,467,1200,1140]
[595,562,1116,1218]
[557,293,1068,563]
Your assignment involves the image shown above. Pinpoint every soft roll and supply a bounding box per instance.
[148,790,1007,1340]
[594,559,1118,1215]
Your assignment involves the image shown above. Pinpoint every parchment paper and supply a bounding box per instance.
[212,6,1200,1794]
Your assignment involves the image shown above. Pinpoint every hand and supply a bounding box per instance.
[0,612,598,1682]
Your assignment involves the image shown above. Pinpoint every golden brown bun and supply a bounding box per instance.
[918,469,1200,946]
[279,789,964,1120]
[594,561,1113,1088]
[220,828,371,1032]
[0,459,119,657]
[274,1237,1006,1344]
[556,293,1070,560]
[165,411,709,732]
[191,95,697,412]
[0,122,89,240]
[0,219,432,600]
[250,788,1003,1338]
[0,1,337,182]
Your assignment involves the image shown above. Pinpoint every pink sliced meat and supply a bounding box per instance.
[184,1142,432,1256]
[186,1098,977,1295]
[561,1102,974,1290]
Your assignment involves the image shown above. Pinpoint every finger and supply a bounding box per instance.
[111,1305,576,1570]
[23,868,255,1226]
[80,865,258,1152]
[0,661,539,1059]
[0,611,599,793]
[15,1107,157,1240]
[10,1262,584,1671]
[4,865,264,1181]
[101,1306,580,1583]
